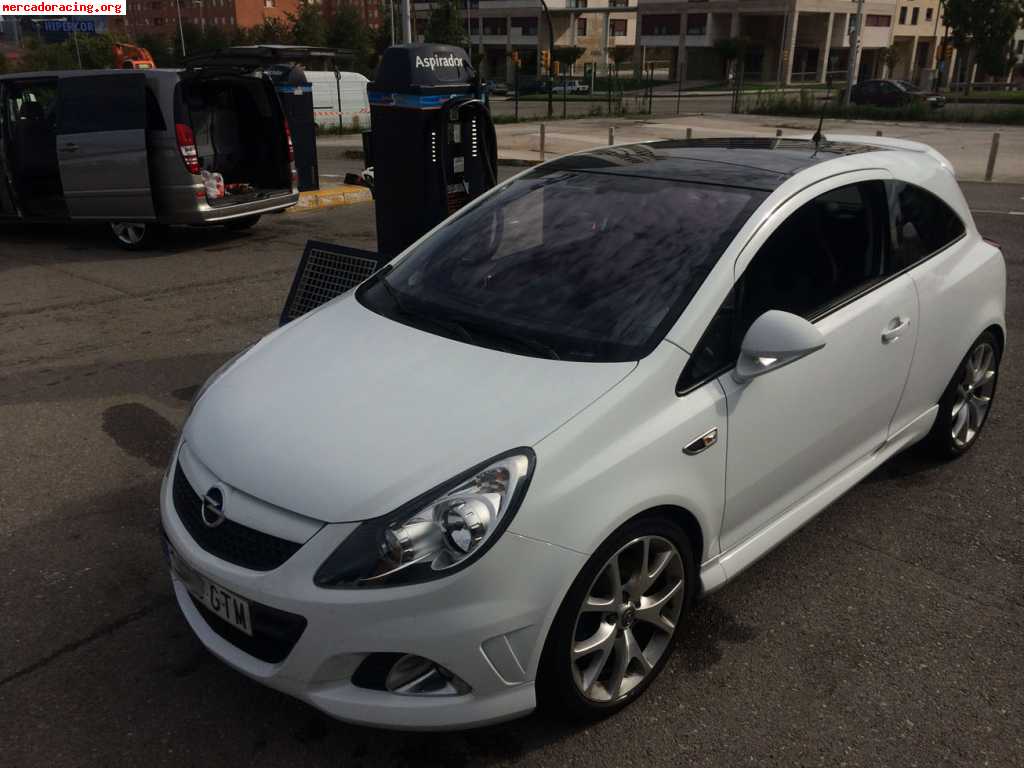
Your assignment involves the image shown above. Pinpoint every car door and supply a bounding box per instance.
[0,81,17,217]
[55,73,155,220]
[713,175,919,552]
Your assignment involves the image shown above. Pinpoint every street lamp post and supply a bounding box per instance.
[175,0,187,58]
[539,0,554,118]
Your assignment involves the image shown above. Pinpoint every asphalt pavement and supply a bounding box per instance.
[0,183,1022,767]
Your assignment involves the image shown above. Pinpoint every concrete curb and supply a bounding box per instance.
[291,184,372,212]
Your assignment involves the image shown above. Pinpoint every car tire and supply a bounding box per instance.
[225,215,261,231]
[536,515,697,722]
[924,329,1001,459]
[109,222,162,251]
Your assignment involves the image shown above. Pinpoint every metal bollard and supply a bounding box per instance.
[539,123,545,160]
[775,128,782,137]
[875,130,883,137]
[686,127,692,140]
[609,126,615,145]
[985,132,1001,182]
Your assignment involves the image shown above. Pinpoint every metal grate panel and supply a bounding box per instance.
[280,240,383,325]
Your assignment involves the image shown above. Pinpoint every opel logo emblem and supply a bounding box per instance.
[201,487,226,528]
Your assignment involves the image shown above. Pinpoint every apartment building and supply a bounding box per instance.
[412,0,639,81]
[636,0,951,86]
[122,0,302,39]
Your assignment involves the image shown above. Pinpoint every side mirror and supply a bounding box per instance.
[733,310,826,384]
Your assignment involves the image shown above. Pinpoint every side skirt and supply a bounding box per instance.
[698,405,939,595]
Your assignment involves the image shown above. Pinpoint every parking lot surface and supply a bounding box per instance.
[1,185,1022,767]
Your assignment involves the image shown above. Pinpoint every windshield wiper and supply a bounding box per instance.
[376,275,476,345]
[445,317,561,360]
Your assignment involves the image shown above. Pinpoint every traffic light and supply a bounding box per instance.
[540,49,550,72]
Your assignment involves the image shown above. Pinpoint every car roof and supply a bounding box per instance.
[534,138,889,191]
[0,68,180,81]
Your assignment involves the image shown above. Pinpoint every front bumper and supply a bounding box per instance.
[159,465,585,730]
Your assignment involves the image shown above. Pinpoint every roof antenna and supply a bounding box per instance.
[812,74,833,148]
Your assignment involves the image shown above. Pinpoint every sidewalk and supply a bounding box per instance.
[318,112,1024,183]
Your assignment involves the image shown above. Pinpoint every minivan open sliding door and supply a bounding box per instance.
[56,73,155,220]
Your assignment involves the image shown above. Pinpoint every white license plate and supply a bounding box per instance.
[166,542,253,636]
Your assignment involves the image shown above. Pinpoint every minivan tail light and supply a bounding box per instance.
[175,123,201,175]
[284,119,295,163]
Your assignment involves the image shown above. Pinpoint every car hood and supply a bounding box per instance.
[184,295,636,523]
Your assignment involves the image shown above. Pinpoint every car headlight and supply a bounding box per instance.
[185,345,252,421]
[314,449,535,588]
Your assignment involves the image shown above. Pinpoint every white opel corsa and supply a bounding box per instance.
[161,138,1007,730]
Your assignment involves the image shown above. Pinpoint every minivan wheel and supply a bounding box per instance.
[109,222,159,250]
[925,330,1001,459]
[225,215,261,231]
[537,517,696,721]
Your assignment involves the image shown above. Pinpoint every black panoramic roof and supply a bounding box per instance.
[535,138,885,191]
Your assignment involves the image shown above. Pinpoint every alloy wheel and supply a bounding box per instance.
[111,222,147,246]
[951,341,997,448]
[570,535,684,703]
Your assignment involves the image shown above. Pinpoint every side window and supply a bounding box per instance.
[885,181,965,270]
[57,74,147,134]
[678,181,886,392]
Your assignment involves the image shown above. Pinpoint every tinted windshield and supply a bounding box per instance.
[359,170,765,362]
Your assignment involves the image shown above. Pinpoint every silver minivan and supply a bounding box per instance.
[0,66,299,249]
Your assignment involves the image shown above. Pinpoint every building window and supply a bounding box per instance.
[573,0,587,8]
[511,17,538,36]
[686,13,707,36]
[1017,39,1024,54]
[576,17,587,36]
[609,0,628,7]
[911,7,919,24]
[264,0,274,6]
[865,15,891,27]
[482,17,506,35]
[899,6,906,24]
[926,7,933,21]
[642,14,680,36]
[610,18,627,36]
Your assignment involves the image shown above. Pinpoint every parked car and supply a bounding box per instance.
[513,79,547,95]
[0,63,299,249]
[851,78,946,108]
[486,80,510,96]
[163,137,1005,729]
[551,79,590,95]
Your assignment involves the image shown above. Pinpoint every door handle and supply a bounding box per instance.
[881,317,911,344]
[60,143,79,153]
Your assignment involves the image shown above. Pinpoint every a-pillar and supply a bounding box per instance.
[817,12,833,82]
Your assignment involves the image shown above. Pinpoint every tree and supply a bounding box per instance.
[425,0,468,49]
[135,32,177,67]
[327,5,373,73]
[713,36,748,80]
[289,0,329,46]
[553,45,586,75]
[944,0,1022,87]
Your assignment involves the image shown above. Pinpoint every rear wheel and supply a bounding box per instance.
[225,215,261,231]
[537,516,696,721]
[925,330,1001,458]
[109,221,160,250]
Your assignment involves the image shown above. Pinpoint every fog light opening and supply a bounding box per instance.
[384,654,471,696]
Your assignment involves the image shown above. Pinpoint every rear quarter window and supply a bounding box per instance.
[58,74,146,134]
[885,181,966,269]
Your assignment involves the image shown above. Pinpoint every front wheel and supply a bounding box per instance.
[537,516,696,721]
[109,221,160,250]
[924,330,1001,459]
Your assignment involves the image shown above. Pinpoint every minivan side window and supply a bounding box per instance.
[885,181,965,270]
[57,75,146,134]
[678,181,887,393]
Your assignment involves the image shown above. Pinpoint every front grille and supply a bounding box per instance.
[172,463,302,571]
[189,593,307,664]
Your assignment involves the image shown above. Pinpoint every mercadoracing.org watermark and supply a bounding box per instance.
[1,2,124,13]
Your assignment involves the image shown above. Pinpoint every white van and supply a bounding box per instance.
[305,71,370,131]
